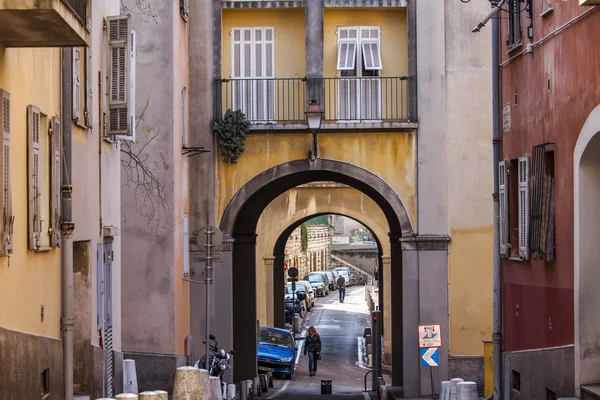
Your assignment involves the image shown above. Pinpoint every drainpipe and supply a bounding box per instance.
[491,14,502,400]
[61,48,75,400]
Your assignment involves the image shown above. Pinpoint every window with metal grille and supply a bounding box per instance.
[507,0,522,50]
[530,143,555,262]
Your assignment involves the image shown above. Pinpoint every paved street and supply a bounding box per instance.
[267,285,376,400]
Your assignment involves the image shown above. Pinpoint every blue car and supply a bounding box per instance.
[257,327,297,379]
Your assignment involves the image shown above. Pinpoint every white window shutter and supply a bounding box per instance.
[27,105,41,250]
[0,89,12,254]
[50,116,61,248]
[114,29,136,142]
[183,213,189,275]
[518,156,530,259]
[337,27,358,71]
[107,15,132,138]
[73,48,81,121]
[182,86,186,146]
[499,161,508,257]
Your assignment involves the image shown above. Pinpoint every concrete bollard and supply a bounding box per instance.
[139,392,158,400]
[95,398,115,400]
[253,377,261,396]
[266,372,274,388]
[116,395,138,399]
[457,381,478,400]
[245,380,253,399]
[209,376,222,400]
[239,380,249,400]
[153,391,168,400]
[172,366,211,400]
[365,335,372,345]
[449,378,464,400]
[367,354,372,368]
[439,381,450,400]
[227,384,236,400]
[259,374,267,392]
[123,360,139,394]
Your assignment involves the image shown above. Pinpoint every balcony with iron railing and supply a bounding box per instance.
[215,76,414,130]
[0,0,89,47]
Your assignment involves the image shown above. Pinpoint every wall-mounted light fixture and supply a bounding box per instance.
[305,100,323,159]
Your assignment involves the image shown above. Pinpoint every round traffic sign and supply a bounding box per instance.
[287,267,299,278]
[195,225,223,251]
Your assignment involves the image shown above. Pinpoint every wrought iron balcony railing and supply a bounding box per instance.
[62,0,86,23]
[215,76,412,125]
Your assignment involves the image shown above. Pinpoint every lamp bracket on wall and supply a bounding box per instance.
[182,146,211,157]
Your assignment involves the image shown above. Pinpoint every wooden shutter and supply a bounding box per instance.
[0,90,12,254]
[181,0,189,20]
[28,105,41,250]
[361,27,382,70]
[499,161,508,257]
[107,15,133,138]
[50,117,61,248]
[518,156,530,259]
[337,27,358,71]
[73,48,81,121]
[182,86,186,146]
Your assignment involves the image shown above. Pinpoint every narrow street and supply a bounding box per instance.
[268,285,375,400]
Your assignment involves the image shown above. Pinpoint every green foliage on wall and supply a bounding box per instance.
[306,215,328,225]
[301,223,308,254]
[216,109,250,164]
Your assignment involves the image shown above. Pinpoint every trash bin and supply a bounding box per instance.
[321,379,332,395]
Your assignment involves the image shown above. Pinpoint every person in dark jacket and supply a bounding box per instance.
[304,326,321,376]
[337,273,346,303]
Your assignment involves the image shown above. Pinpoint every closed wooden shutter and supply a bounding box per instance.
[0,90,12,254]
[28,105,42,250]
[518,157,530,259]
[499,161,508,257]
[107,15,134,139]
[50,116,61,247]
[73,48,81,121]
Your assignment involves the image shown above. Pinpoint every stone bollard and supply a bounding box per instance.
[449,378,464,400]
[259,374,267,393]
[439,381,450,400]
[96,398,115,400]
[139,392,158,400]
[266,372,274,389]
[209,376,221,400]
[366,344,372,356]
[172,366,211,400]
[457,381,478,400]
[239,380,249,400]
[367,354,372,368]
[365,335,372,345]
[245,380,253,399]
[253,377,261,397]
[116,394,138,399]
[227,384,236,400]
[123,360,139,394]
[153,391,168,400]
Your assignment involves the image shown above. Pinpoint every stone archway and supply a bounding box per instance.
[215,158,420,388]
[574,104,600,394]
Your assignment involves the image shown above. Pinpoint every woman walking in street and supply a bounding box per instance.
[304,326,322,376]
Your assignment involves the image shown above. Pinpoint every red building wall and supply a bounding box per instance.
[499,1,600,352]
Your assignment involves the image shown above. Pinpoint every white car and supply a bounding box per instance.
[296,280,315,308]
[284,284,310,312]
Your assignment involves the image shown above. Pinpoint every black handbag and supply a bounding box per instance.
[317,353,322,360]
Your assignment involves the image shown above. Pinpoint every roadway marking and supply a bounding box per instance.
[267,380,291,399]
[363,393,371,400]
[357,336,363,367]
[295,334,305,366]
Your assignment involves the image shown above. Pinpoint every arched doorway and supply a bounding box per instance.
[216,158,422,388]
[574,104,600,394]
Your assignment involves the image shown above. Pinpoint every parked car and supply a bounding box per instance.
[333,267,351,286]
[296,280,315,308]
[304,273,329,297]
[285,284,310,311]
[322,270,338,291]
[284,296,304,325]
[257,326,297,379]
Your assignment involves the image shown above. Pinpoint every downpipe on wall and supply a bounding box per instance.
[491,14,503,400]
[61,48,75,400]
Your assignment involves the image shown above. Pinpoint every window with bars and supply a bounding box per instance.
[530,144,555,262]
[0,90,13,255]
[499,161,509,257]
[107,15,136,142]
[231,27,275,123]
[518,156,530,260]
[507,0,523,50]
[336,26,382,121]
[27,105,42,250]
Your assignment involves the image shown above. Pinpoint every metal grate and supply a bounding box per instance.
[530,143,555,262]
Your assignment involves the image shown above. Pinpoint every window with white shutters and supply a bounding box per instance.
[0,90,13,255]
[107,15,136,141]
[50,117,61,248]
[518,156,529,259]
[180,0,189,21]
[183,213,189,275]
[499,161,509,257]
[28,105,42,251]
[336,26,382,121]
[182,86,187,146]
[231,27,275,122]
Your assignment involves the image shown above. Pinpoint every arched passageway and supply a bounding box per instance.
[217,159,413,386]
[271,213,385,331]
[574,104,600,393]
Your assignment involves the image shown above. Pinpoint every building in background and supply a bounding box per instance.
[284,220,333,279]
[497,1,600,398]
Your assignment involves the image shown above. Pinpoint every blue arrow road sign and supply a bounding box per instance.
[421,347,439,367]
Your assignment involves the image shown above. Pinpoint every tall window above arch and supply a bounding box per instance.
[507,0,522,50]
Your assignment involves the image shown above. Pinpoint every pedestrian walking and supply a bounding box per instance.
[304,326,321,376]
[337,273,346,303]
